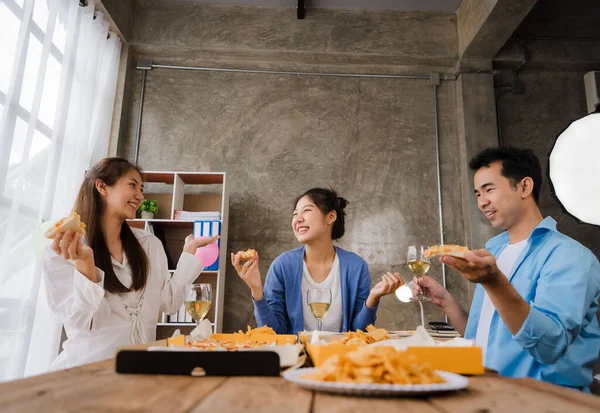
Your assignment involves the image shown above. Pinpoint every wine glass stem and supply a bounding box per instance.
[317,319,323,332]
[418,301,425,328]
[416,275,425,299]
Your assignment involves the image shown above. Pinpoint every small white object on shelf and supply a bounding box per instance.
[178,304,186,323]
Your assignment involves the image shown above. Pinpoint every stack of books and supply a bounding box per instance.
[174,210,221,220]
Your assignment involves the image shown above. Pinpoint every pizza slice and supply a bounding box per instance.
[424,244,470,259]
[44,212,86,239]
[235,249,257,261]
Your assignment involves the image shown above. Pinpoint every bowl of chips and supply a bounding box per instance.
[303,325,393,366]
[283,346,468,396]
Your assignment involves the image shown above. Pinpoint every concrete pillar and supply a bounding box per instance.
[456,72,502,301]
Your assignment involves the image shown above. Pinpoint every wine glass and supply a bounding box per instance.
[407,245,431,302]
[184,283,213,325]
[307,288,332,332]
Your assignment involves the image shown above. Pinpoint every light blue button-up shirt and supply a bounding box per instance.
[464,217,600,390]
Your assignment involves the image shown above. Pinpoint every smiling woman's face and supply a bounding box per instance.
[101,169,145,220]
[291,195,336,244]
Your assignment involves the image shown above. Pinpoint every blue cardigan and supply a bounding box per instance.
[252,246,378,334]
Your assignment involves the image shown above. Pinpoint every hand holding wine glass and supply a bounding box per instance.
[407,245,432,302]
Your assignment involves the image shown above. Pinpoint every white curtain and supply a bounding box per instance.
[0,0,122,381]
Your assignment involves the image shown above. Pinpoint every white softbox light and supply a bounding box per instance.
[549,113,600,226]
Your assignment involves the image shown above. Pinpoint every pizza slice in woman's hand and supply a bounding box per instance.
[44,212,86,239]
[235,249,257,261]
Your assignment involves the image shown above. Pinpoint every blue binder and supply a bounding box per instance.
[193,220,221,271]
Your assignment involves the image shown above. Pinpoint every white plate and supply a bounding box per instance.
[283,368,468,396]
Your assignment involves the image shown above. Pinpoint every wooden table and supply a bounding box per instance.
[1,359,599,412]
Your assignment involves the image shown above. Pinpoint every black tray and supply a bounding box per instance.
[115,350,281,376]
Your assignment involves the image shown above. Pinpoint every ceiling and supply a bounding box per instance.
[513,0,600,40]
[150,0,600,39]
[164,0,464,12]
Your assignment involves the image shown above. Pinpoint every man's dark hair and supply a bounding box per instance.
[469,146,542,204]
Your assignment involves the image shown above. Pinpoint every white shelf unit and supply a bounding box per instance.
[127,171,229,337]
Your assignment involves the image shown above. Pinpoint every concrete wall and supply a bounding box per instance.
[98,0,135,41]
[496,69,600,257]
[120,1,473,332]
[131,0,458,74]
[457,0,538,60]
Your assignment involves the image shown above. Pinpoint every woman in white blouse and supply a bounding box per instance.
[43,157,218,370]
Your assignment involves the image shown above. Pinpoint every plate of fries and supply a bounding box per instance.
[283,346,468,396]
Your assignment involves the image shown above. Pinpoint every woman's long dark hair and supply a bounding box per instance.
[73,157,149,293]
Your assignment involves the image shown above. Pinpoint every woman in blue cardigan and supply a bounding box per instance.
[231,188,404,334]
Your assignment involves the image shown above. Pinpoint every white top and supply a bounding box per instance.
[476,239,528,364]
[301,254,343,332]
[43,228,204,370]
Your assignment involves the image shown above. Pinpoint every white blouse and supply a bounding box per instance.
[43,228,203,370]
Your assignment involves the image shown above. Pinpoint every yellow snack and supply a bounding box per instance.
[233,325,276,339]
[303,346,445,385]
[166,334,185,347]
[336,324,389,345]
[187,339,269,350]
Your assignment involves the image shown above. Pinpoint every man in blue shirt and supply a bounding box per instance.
[415,147,600,391]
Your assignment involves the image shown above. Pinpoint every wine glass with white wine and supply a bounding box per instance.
[407,245,432,302]
[307,288,332,332]
[184,283,213,326]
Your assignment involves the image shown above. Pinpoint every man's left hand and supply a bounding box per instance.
[440,249,501,284]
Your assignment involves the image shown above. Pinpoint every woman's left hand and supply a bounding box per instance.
[183,234,220,255]
[366,272,405,307]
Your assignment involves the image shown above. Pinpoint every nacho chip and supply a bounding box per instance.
[303,346,445,385]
